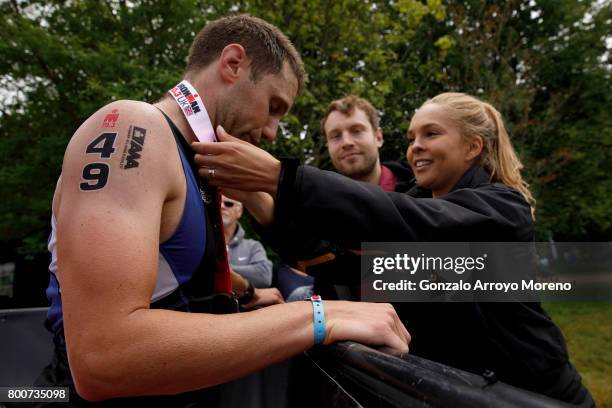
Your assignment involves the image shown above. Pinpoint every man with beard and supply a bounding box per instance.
[323,95,413,193]
[33,15,409,407]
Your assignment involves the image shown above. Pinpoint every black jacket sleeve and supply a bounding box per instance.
[273,165,533,247]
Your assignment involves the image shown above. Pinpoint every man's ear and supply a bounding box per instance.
[219,44,249,84]
[375,128,384,148]
[466,135,483,162]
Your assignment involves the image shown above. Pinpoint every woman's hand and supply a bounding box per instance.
[192,126,281,197]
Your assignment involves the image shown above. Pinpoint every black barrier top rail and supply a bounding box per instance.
[1,308,573,407]
[307,341,572,408]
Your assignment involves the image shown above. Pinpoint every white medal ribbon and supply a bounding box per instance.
[168,80,216,143]
[168,81,234,296]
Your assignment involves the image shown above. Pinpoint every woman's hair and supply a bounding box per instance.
[423,92,536,218]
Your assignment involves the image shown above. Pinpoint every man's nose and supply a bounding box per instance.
[339,132,355,148]
[262,118,280,142]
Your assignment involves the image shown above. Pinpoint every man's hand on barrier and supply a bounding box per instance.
[325,302,410,353]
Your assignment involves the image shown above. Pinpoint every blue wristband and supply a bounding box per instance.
[310,295,326,345]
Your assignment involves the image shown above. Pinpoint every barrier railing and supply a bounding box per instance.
[1,308,572,407]
[306,341,571,408]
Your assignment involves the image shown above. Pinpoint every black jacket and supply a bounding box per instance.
[275,163,533,245]
[265,162,591,405]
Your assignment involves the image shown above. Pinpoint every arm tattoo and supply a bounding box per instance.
[79,131,117,191]
[120,125,147,170]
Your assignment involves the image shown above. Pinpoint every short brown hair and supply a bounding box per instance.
[321,95,380,136]
[186,14,305,95]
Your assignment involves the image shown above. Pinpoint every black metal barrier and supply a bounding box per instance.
[0,308,573,407]
[306,341,572,408]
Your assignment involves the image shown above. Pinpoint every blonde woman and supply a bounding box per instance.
[193,93,592,405]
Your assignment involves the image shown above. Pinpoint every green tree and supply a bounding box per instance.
[0,0,448,256]
[438,0,612,239]
[1,0,610,259]
[0,0,204,256]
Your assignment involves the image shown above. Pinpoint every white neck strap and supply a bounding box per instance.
[168,80,216,143]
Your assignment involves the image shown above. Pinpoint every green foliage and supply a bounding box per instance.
[438,0,612,239]
[0,0,203,256]
[0,0,610,257]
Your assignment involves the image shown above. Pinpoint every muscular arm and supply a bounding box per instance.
[56,101,409,401]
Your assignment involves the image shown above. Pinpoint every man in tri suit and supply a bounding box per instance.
[36,14,410,407]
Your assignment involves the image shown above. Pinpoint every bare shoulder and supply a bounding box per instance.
[64,100,172,167]
[56,100,179,217]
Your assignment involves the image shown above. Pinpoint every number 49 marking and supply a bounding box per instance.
[86,132,117,158]
[80,163,110,191]
[79,132,117,191]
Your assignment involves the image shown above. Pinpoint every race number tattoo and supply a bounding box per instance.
[80,162,110,191]
[79,132,117,191]
[85,132,117,158]
[120,125,147,169]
